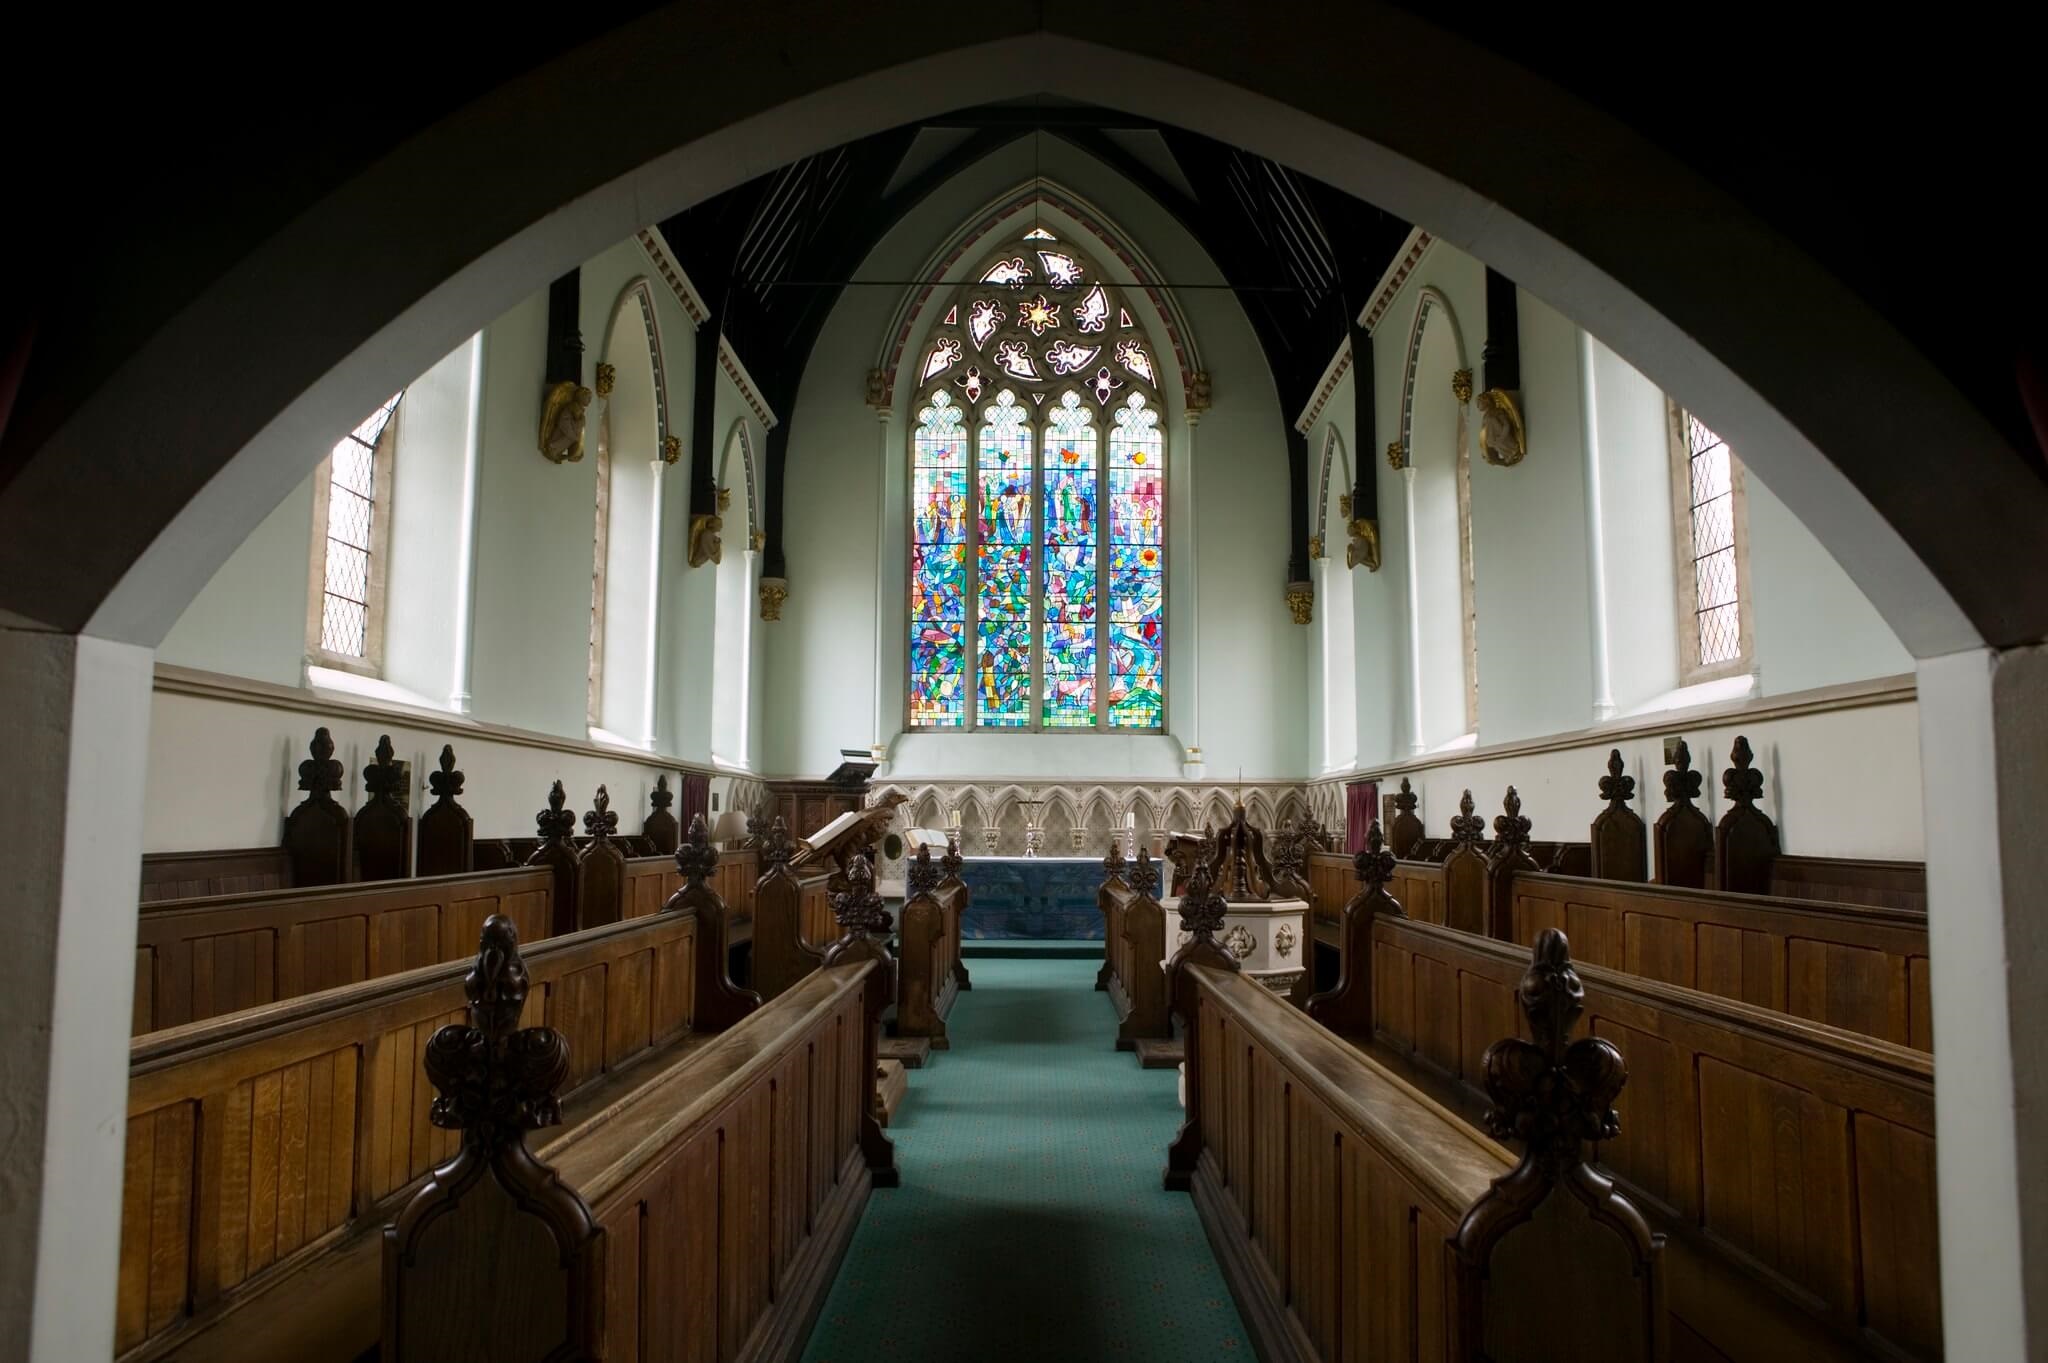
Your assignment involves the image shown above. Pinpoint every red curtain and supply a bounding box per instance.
[1345,780,1378,853]
[680,773,710,837]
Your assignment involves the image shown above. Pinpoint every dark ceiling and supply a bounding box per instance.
[654,101,1416,435]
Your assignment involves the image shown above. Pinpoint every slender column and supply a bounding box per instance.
[641,459,664,749]
[1402,468,1425,754]
[1178,412,1201,770]
[871,408,892,757]
[0,630,153,1363]
[1576,330,1616,721]
[449,331,486,713]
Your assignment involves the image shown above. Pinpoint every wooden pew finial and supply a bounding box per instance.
[417,744,475,877]
[1664,740,1702,806]
[583,785,618,841]
[1388,776,1425,859]
[1715,735,1780,894]
[1590,748,1649,883]
[907,843,941,897]
[431,744,461,797]
[761,815,793,866]
[1130,850,1159,897]
[1354,820,1396,893]
[829,852,892,939]
[299,727,343,798]
[649,774,673,813]
[1102,837,1128,883]
[940,836,964,880]
[363,735,402,798]
[1450,789,1485,843]
[1600,748,1634,807]
[676,812,719,886]
[1176,863,1230,948]
[1492,786,1532,850]
[1654,740,1713,889]
[535,780,575,841]
[354,735,412,882]
[387,916,601,1360]
[643,775,680,855]
[1454,929,1664,1355]
[1723,735,1762,805]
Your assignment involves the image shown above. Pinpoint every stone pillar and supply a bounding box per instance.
[0,630,153,1362]
[1919,644,2048,1361]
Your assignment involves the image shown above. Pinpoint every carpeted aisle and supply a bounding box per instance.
[801,957,1247,1362]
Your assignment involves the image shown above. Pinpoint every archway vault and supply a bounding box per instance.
[2,4,2038,663]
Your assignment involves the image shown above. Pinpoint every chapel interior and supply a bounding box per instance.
[4,7,2046,1363]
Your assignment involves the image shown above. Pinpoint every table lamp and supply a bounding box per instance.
[710,808,749,850]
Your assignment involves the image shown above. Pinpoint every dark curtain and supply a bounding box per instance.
[680,773,710,836]
[1345,781,1379,853]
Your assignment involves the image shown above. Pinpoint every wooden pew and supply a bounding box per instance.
[893,845,952,1055]
[115,908,702,1362]
[415,744,474,876]
[1096,843,1171,1060]
[665,814,762,1031]
[1172,920,1666,1362]
[1369,915,1940,1363]
[752,817,828,1000]
[937,838,973,993]
[140,847,292,903]
[132,867,554,1034]
[382,911,895,1363]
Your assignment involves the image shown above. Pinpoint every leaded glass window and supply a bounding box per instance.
[907,233,1166,731]
[1670,406,1750,679]
[317,394,401,661]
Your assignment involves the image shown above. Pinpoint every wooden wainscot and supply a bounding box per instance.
[383,914,894,1363]
[140,846,294,902]
[1370,914,1939,1362]
[1176,925,1665,1363]
[665,813,763,1031]
[1099,843,1172,1064]
[752,817,828,1000]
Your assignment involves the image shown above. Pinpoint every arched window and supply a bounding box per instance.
[308,393,401,672]
[908,232,1166,731]
[1669,405,1752,680]
[1315,428,1356,771]
[587,281,668,748]
[1398,288,1478,749]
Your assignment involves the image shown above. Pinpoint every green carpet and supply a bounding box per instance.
[802,957,1248,1362]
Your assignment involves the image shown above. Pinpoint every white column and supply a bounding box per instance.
[1179,413,1201,772]
[641,459,665,750]
[0,630,153,1363]
[871,409,892,759]
[738,547,757,769]
[1402,467,1425,755]
[1919,644,2048,1361]
[1577,330,1616,722]
[448,330,487,713]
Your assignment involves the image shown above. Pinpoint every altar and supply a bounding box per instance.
[953,856,1107,939]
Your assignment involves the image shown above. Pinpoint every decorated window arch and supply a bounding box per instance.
[908,230,1165,731]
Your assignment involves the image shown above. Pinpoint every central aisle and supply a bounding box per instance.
[802,956,1248,1362]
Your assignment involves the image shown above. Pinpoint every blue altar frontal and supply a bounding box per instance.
[956,856,1105,939]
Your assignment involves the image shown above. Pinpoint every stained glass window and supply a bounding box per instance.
[318,394,401,659]
[906,234,1166,730]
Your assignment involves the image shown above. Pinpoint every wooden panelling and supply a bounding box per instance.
[1504,872,1930,1050]
[134,868,555,1034]
[118,911,698,1360]
[1370,915,1939,1362]
[139,848,292,903]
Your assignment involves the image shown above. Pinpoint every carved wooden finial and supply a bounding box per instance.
[941,837,964,879]
[536,780,575,842]
[1664,740,1703,807]
[1450,789,1485,843]
[1102,837,1128,882]
[423,916,572,1147]
[1130,851,1160,897]
[907,844,941,897]
[1177,863,1229,944]
[831,852,891,936]
[649,774,674,812]
[1723,735,1763,806]
[1354,821,1396,892]
[1599,748,1634,808]
[584,786,618,841]
[1481,929,1625,1165]
[428,744,463,800]
[1393,777,1418,813]
[1492,786,1532,849]
[675,813,720,886]
[761,815,793,867]
[299,727,344,798]
[746,802,770,842]
[362,735,403,800]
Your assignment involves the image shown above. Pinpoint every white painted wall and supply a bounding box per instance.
[763,138,1306,783]
[1589,338,1681,714]
[1748,468,1915,695]
[156,474,314,687]
[383,337,478,707]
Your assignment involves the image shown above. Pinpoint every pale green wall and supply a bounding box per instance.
[1747,468,1914,693]
[383,336,477,706]
[158,472,315,686]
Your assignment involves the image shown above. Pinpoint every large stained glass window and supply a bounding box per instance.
[906,232,1167,730]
